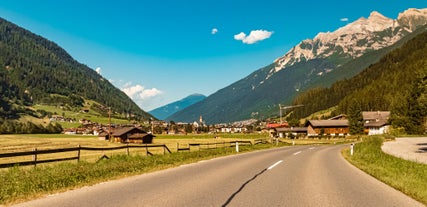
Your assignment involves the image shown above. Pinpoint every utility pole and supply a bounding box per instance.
[108,107,112,142]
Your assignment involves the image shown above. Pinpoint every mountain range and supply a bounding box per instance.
[168,8,427,124]
[149,94,206,120]
[0,17,153,122]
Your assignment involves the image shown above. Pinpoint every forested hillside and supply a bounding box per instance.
[0,17,152,124]
[291,29,427,134]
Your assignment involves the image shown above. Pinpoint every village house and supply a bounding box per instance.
[306,120,349,137]
[363,111,391,135]
[98,127,154,144]
[266,122,289,137]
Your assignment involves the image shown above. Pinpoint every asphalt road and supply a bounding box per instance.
[12,145,424,207]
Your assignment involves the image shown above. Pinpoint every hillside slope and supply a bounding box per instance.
[0,17,153,121]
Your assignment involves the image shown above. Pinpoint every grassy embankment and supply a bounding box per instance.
[343,136,427,205]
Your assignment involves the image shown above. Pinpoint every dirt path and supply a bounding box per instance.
[381,137,427,164]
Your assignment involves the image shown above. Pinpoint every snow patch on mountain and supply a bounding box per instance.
[267,8,427,81]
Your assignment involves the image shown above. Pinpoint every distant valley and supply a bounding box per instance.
[149,94,206,120]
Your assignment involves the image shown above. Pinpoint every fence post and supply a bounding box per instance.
[126,143,130,156]
[145,144,148,156]
[176,143,179,152]
[163,145,165,155]
[77,144,81,162]
[33,148,37,168]
[236,141,239,152]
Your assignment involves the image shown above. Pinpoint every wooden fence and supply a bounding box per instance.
[0,144,171,168]
[0,139,269,169]
[177,139,266,151]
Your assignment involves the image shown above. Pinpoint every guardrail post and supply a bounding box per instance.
[77,144,81,162]
[126,143,130,156]
[236,141,239,152]
[350,143,354,156]
[33,148,37,168]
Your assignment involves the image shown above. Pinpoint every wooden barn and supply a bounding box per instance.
[112,127,155,144]
[306,120,349,137]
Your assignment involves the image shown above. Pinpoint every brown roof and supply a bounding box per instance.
[364,120,388,127]
[362,111,390,121]
[307,120,349,127]
[362,111,390,127]
[112,127,146,136]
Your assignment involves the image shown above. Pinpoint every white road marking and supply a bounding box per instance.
[293,151,302,155]
[267,160,283,170]
[309,147,315,150]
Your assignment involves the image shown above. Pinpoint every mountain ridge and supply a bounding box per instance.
[168,8,427,124]
[0,17,153,123]
[149,94,206,120]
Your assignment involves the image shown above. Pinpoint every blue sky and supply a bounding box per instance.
[0,1,425,111]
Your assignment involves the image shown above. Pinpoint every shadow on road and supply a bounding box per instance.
[221,168,268,207]
[416,147,427,153]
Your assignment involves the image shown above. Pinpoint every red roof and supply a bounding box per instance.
[267,123,289,129]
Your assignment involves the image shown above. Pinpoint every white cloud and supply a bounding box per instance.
[139,88,163,99]
[95,67,101,74]
[211,28,218,35]
[234,32,246,41]
[340,18,349,22]
[122,84,163,100]
[234,30,273,44]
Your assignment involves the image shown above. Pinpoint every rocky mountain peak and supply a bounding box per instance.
[272,8,427,77]
[397,8,427,32]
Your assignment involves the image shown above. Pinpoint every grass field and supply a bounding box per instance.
[0,133,352,166]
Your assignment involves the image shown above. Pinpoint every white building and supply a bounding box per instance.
[363,111,391,135]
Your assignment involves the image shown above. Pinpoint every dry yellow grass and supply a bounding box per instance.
[0,133,350,167]
[0,134,265,166]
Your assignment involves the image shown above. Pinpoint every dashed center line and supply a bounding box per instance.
[293,151,302,155]
[267,160,283,170]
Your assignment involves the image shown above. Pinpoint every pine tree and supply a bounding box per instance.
[347,99,364,135]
